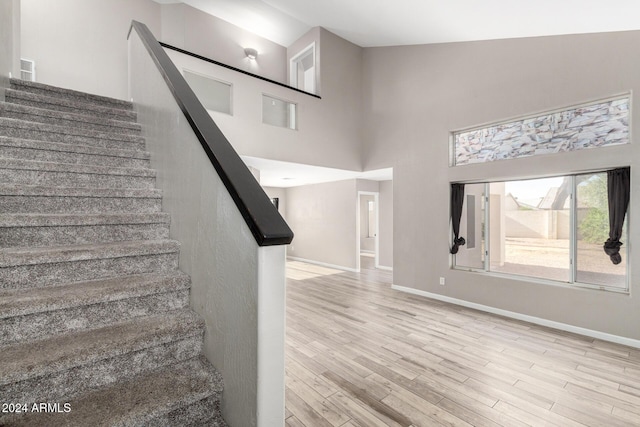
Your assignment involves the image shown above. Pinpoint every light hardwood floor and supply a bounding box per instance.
[284,259,640,426]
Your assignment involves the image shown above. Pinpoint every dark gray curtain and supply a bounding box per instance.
[450,183,466,254]
[604,167,630,265]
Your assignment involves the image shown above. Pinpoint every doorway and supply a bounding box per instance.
[357,191,379,271]
[289,42,316,94]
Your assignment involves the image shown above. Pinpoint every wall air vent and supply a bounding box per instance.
[20,59,35,82]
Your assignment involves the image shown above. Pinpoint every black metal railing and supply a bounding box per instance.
[160,42,321,99]
[128,20,293,246]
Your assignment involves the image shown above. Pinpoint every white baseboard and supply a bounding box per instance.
[287,256,359,273]
[391,284,640,349]
[376,264,393,271]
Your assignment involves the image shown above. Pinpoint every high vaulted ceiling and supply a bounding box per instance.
[155,0,640,47]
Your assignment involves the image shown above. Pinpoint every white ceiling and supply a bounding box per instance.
[242,156,392,188]
[156,0,640,47]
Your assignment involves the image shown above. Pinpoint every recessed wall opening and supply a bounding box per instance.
[262,94,296,130]
[183,70,232,115]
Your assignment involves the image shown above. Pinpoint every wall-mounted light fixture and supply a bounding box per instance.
[244,48,258,60]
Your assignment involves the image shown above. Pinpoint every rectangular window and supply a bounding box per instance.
[183,70,232,115]
[453,171,629,292]
[262,94,296,130]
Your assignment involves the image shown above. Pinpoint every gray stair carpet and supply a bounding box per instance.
[0,79,226,427]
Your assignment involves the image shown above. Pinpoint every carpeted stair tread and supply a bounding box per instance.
[0,239,180,268]
[0,102,141,135]
[0,184,163,214]
[0,212,171,247]
[9,78,133,110]
[0,184,162,198]
[0,212,170,228]
[0,308,203,385]
[0,271,190,320]
[0,157,156,189]
[0,118,145,151]
[0,157,155,177]
[0,136,150,167]
[0,356,224,427]
[4,88,137,122]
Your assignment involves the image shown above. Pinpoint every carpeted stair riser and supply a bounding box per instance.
[0,253,179,289]
[0,357,224,427]
[0,103,142,136]
[0,213,171,247]
[0,273,191,344]
[152,395,225,427]
[1,289,189,344]
[10,78,133,111]
[1,316,205,403]
[0,137,151,169]
[0,186,163,214]
[5,88,137,122]
[0,240,181,289]
[0,160,156,189]
[0,118,146,151]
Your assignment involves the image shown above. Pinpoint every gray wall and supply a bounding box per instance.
[0,0,20,99]
[378,180,393,269]
[167,27,363,171]
[19,0,287,100]
[362,30,640,340]
[20,0,161,99]
[161,3,286,83]
[285,178,393,272]
[286,179,357,270]
[263,186,287,221]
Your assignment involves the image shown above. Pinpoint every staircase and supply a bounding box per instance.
[0,79,226,426]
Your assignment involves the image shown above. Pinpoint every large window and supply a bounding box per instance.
[453,171,629,292]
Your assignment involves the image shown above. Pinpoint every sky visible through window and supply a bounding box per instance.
[506,177,563,200]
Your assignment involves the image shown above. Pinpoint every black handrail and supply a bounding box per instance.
[128,20,293,246]
[160,42,321,99]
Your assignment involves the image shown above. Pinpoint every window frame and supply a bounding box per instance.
[452,170,630,294]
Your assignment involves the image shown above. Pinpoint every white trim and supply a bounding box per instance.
[376,265,393,271]
[289,42,316,94]
[287,256,359,273]
[256,246,286,426]
[391,284,640,349]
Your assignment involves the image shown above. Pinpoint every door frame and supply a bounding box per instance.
[356,191,379,272]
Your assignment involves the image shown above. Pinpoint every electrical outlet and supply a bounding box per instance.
[439,277,445,285]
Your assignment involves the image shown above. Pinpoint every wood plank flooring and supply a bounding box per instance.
[285,259,640,426]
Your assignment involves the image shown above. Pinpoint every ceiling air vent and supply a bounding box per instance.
[20,59,35,82]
